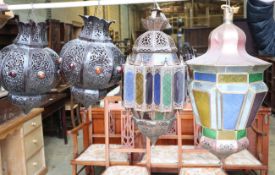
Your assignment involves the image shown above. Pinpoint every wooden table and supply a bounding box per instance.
[40,93,68,144]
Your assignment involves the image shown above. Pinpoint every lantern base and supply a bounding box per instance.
[200,136,249,160]
[133,116,175,145]
[8,93,46,114]
[71,86,100,108]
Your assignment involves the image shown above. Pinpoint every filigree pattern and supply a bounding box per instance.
[0,21,59,113]
[60,15,125,108]
[121,111,135,147]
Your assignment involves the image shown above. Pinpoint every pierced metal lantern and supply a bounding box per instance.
[0,21,60,113]
[187,5,271,159]
[60,16,125,108]
[123,7,187,144]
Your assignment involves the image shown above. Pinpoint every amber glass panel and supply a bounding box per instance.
[136,73,144,105]
[218,74,247,83]
[193,90,211,128]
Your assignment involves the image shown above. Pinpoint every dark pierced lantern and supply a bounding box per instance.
[0,21,60,113]
[123,7,187,144]
[187,5,271,159]
[60,16,125,108]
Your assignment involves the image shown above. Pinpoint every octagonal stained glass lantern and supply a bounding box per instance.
[186,5,271,159]
[123,6,187,144]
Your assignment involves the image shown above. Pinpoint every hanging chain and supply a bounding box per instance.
[27,0,38,22]
[94,0,102,17]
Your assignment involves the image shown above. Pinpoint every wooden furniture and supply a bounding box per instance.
[65,95,81,129]
[0,98,46,175]
[41,93,68,144]
[70,96,271,175]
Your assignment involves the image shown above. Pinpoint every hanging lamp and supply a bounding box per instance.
[123,4,187,144]
[60,15,125,108]
[0,20,60,113]
[187,4,271,159]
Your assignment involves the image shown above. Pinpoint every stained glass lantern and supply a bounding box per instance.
[0,20,60,113]
[123,6,187,144]
[187,5,271,159]
[60,16,125,108]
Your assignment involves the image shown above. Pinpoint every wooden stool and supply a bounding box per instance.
[102,166,149,175]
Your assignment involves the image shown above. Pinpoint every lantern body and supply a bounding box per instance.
[187,8,271,158]
[0,21,60,113]
[123,9,187,144]
[60,16,125,108]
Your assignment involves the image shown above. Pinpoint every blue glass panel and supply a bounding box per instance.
[124,71,134,102]
[194,72,216,82]
[174,71,184,104]
[222,94,244,130]
[154,73,161,105]
[146,73,153,105]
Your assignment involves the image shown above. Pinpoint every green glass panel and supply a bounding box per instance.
[162,74,172,106]
[202,127,216,139]
[218,74,247,83]
[237,130,247,140]
[249,73,263,83]
[136,73,143,105]
[155,112,164,120]
[193,90,211,128]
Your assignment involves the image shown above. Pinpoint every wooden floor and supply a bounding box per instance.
[44,115,275,175]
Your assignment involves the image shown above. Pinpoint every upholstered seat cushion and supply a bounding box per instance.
[140,145,220,165]
[102,166,149,175]
[180,168,227,175]
[76,144,128,163]
[182,146,221,165]
[224,149,261,165]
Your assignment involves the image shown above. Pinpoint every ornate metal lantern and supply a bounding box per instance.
[123,6,187,144]
[60,16,125,108]
[0,20,60,113]
[187,5,271,159]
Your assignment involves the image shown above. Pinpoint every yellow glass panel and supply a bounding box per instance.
[217,130,237,140]
[136,73,144,105]
[218,74,247,83]
[193,90,211,128]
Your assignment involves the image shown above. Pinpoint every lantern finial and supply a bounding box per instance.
[221,4,233,23]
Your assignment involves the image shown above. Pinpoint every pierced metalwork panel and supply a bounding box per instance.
[1,47,26,93]
[27,48,56,94]
[60,39,86,86]
[83,44,113,89]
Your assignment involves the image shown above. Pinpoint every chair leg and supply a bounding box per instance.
[72,164,77,175]
[260,170,268,175]
[71,108,76,128]
[76,105,81,125]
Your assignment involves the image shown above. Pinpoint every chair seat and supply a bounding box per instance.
[76,144,129,163]
[224,149,261,166]
[102,166,149,175]
[140,145,220,165]
[140,145,260,166]
[180,168,227,175]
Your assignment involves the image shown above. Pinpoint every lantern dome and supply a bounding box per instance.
[187,6,270,73]
[187,5,271,159]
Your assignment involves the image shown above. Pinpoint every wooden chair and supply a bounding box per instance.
[65,94,81,129]
[70,96,149,175]
[103,96,150,175]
